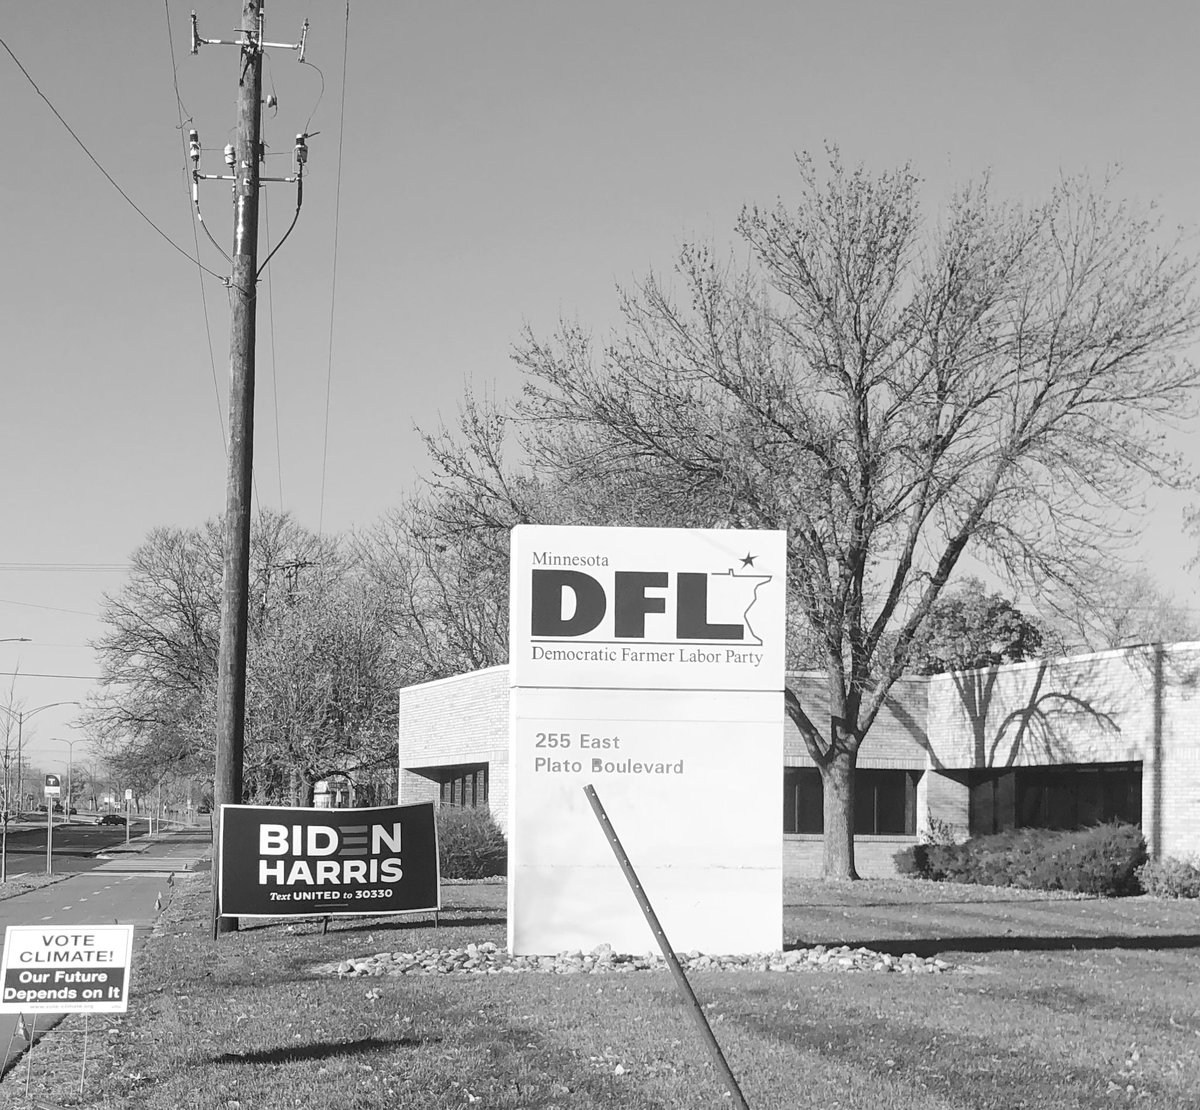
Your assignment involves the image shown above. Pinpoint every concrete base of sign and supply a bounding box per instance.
[509,861,781,955]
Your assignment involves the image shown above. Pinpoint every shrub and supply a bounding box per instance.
[920,817,962,846]
[436,805,507,879]
[1031,822,1147,895]
[893,821,1147,896]
[1137,856,1200,899]
[892,843,927,875]
[895,817,963,875]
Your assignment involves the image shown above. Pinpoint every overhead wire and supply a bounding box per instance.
[261,189,287,511]
[0,672,101,681]
[164,0,229,456]
[317,0,352,533]
[0,563,128,572]
[0,599,99,618]
[0,31,227,284]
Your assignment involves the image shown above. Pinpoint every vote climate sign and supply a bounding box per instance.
[508,525,786,955]
[0,925,135,1015]
[218,803,440,918]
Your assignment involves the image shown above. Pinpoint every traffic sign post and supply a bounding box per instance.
[43,775,61,876]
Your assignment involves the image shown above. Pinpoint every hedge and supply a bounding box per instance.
[436,805,508,879]
[1136,856,1200,899]
[893,821,1147,896]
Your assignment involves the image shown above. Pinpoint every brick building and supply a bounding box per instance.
[398,642,1200,876]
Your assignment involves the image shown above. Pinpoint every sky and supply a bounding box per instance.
[1,1,1198,772]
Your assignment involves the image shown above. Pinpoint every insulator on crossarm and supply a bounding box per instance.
[188,130,201,165]
[294,133,308,172]
[224,144,236,168]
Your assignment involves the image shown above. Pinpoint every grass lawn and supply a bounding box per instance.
[2,874,1199,1109]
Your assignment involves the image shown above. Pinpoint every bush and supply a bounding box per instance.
[1137,856,1200,898]
[1032,822,1147,895]
[436,805,507,879]
[893,821,1147,896]
[893,817,962,875]
[892,843,927,875]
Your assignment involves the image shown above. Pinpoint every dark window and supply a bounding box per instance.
[969,762,1141,836]
[784,768,917,835]
[783,768,823,834]
[436,763,489,809]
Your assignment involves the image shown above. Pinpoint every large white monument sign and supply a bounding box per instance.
[508,524,786,955]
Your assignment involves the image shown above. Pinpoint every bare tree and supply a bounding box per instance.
[248,569,402,804]
[87,511,403,802]
[499,152,1200,877]
[1046,565,1199,651]
[358,391,723,683]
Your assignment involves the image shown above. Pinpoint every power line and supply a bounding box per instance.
[262,190,286,510]
[0,672,99,681]
[164,0,228,456]
[0,599,99,618]
[318,0,352,533]
[0,564,128,572]
[0,31,227,284]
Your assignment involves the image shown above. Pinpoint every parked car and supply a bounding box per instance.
[99,814,126,826]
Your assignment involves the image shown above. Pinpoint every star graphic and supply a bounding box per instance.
[740,552,756,567]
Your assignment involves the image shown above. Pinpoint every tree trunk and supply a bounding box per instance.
[821,746,859,880]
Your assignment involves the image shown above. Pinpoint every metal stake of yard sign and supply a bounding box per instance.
[17,1010,92,1102]
[583,785,751,1110]
[23,1012,36,1098]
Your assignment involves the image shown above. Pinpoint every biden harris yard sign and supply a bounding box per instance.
[508,525,786,955]
[218,802,439,918]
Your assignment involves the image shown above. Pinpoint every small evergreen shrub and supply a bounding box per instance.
[436,805,507,879]
[892,821,1146,896]
[1137,856,1200,899]
[1032,822,1147,895]
[892,843,927,875]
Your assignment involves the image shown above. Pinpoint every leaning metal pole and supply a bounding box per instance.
[583,784,751,1110]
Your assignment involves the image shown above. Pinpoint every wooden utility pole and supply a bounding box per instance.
[214,0,264,935]
[190,2,310,937]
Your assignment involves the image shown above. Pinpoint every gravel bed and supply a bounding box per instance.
[316,941,952,978]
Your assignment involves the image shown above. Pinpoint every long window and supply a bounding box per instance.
[784,768,917,835]
[968,761,1141,836]
[437,763,489,809]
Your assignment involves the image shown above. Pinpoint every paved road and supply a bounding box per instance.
[0,829,212,1077]
[0,821,148,878]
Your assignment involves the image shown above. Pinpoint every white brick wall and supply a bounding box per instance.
[398,665,511,830]
[397,643,1200,868]
[784,673,928,768]
[925,643,1200,857]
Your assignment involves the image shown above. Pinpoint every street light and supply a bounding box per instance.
[50,738,89,814]
[0,701,81,810]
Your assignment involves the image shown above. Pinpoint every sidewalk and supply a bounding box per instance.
[91,827,213,873]
[0,829,213,1077]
